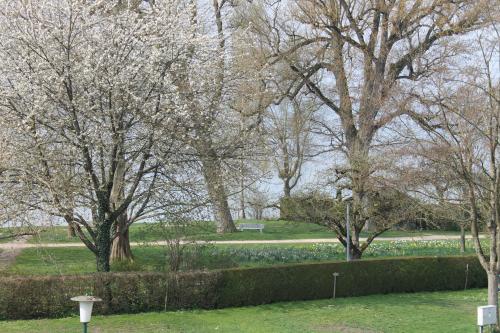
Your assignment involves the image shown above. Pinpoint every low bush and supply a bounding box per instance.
[0,256,486,320]
[280,191,420,230]
[217,255,485,307]
[0,271,222,320]
[280,194,341,222]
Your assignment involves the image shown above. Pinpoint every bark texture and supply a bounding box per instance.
[488,272,499,325]
[67,224,76,238]
[460,225,466,254]
[96,221,113,272]
[109,155,134,262]
[202,156,236,233]
[110,214,133,263]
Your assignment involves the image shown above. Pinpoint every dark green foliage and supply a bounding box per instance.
[0,271,222,320]
[0,256,486,320]
[280,190,419,230]
[280,194,343,224]
[217,256,485,307]
[367,190,420,228]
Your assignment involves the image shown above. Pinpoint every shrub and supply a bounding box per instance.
[0,271,222,320]
[110,260,145,272]
[217,255,485,307]
[0,256,486,320]
[280,193,342,223]
[280,190,420,230]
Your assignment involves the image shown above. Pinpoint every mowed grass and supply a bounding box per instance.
[5,246,165,275]
[26,220,338,244]
[5,239,476,275]
[0,289,486,332]
[23,220,464,244]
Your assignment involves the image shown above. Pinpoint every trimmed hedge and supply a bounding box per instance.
[0,271,222,320]
[218,256,485,307]
[0,256,486,320]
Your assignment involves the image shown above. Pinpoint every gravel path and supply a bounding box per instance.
[0,236,30,270]
[0,234,484,250]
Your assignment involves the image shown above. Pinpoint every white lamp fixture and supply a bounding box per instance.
[71,296,102,333]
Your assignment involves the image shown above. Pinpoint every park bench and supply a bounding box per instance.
[237,223,264,233]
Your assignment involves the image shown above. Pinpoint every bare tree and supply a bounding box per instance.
[403,159,470,252]
[266,97,315,198]
[246,186,273,220]
[411,28,500,321]
[240,0,488,255]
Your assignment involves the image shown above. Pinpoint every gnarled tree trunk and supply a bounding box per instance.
[460,225,466,254]
[283,179,291,198]
[110,213,133,263]
[347,137,373,252]
[96,220,113,272]
[109,154,133,262]
[201,156,236,233]
[67,223,76,238]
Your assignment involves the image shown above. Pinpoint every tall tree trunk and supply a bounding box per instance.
[487,272,499,325]
[240,200,246,219]
[350,247,362,260]
[67,223,76,238]
[110,213,133,263]
[109,154,133,262]
[460,225,466,254]
[239,178,246,219]
[347,136,372,245]
[351,226,363,260]
[283,179,291,198]
[66,207,76,238]
[239,155,246,219]
[96,222,112,272]
[202,157,236,233]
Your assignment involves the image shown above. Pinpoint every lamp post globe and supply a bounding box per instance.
[71,296,102,333]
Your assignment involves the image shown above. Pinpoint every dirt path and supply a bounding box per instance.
[0,236,30,270]
[0,234,484,250]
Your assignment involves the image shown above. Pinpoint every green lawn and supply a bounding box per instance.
[4,239,476,275]
[4,245,238,275]
[23,220,463,244]
[25,220,338,244]
[5,246,165,275]
[0,289,487,332]
[26,224,161,244]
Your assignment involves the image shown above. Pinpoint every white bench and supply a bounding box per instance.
[237,223,264,233]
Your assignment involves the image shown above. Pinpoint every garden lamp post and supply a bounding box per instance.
[332,272,339,299]
[71,296,102,333]
[343,197,353,262]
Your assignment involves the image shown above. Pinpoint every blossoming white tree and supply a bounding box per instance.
[0,0,219,271]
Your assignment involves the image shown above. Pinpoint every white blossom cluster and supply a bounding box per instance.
[0,0,264,234]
